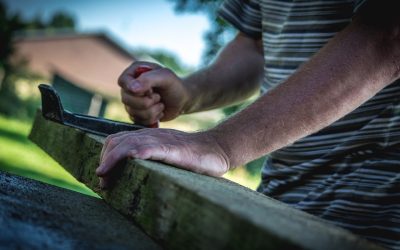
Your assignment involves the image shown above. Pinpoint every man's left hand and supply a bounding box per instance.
[96,129,230,188]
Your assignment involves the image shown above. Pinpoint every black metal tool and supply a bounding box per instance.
[38,84,146,137]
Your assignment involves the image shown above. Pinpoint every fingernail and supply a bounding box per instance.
[129,82,141,92]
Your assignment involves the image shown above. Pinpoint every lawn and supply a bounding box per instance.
[0,113,261,196]
[0,115,97,197]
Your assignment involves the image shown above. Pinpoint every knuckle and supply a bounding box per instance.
[148,110,160,121]
[117,74,127,87]
[127,135,140,145]
[141,99,153,109]
[136,146,152,158]
[104,135,113,146]
[159,144,170,155]
[160,67,174,78]
[157,103,165,111]
[107,137,119,148]
[153,93,161,102]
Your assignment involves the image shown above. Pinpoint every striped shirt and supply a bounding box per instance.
[219,1,400,249]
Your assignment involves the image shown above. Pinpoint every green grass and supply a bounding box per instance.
[0,112,261,197]
[0,115,98,197]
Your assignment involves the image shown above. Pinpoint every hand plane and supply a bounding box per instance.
[38,84,146,137]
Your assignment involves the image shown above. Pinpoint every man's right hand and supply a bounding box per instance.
[118,61,190,125]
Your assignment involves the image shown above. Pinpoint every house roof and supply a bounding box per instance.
[13,31,136,98]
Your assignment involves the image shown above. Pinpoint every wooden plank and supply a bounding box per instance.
[29,111,382,250]
[0,171,161,250]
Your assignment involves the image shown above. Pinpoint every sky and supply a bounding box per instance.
[3,0,211,67]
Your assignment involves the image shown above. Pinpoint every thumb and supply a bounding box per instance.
[127,79,153,96]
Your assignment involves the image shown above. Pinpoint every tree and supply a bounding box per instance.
[48,12,76,29]
[169,0,235,65]
[133,48,194,76]
[0,2,27,117]
[0,1,76,119]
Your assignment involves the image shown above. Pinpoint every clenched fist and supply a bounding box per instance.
[118,61,190,125]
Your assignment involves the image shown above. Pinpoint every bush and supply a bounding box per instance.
[0,70,42,121]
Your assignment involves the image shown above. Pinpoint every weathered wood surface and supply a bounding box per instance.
[29,111,382,250]
[0,171,161,250]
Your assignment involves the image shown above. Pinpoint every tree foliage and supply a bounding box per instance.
[0,1,76,119]
[48,12,76,29]
[169,0,235,65]
[133,48,194,76]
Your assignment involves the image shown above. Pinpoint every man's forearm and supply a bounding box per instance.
[182,33,264,114]
[211,10,400,168]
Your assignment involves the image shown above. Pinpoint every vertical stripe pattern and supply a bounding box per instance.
[219,1,400,249]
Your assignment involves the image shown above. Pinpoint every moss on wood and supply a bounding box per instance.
[29,111,382,250]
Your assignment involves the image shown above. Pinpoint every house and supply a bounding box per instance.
[12,31,136,117]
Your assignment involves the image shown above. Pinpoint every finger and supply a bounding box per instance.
[100,128,152,165]
[125,101,164,125]
[131,143,214,176]
[124,79,152,95]
[118,72,135,89]
[96,135,143,177]
[132,103,165,125]
[100,129,165,170]
[100,132,132,164]
[128,143,188,171]
[125,106,137,122]
[121,90,161,110]
[156,112,165,122]
[130,144,169,161]
[125,103,164,122]
[136,68,176,90]
[118,62,161,90]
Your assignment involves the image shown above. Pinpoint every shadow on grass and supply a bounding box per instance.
[0,126,29,143]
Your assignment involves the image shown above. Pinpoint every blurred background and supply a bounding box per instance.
[0,0,264,196]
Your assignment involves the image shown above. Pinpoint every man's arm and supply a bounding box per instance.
[182,33,264,113]
[211,1,400,167]
[97,1,400,185]
[119,32,264,124]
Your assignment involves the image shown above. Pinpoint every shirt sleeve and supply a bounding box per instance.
[218,0,262,39]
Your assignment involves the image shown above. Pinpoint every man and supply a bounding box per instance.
[97,1,399,248]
